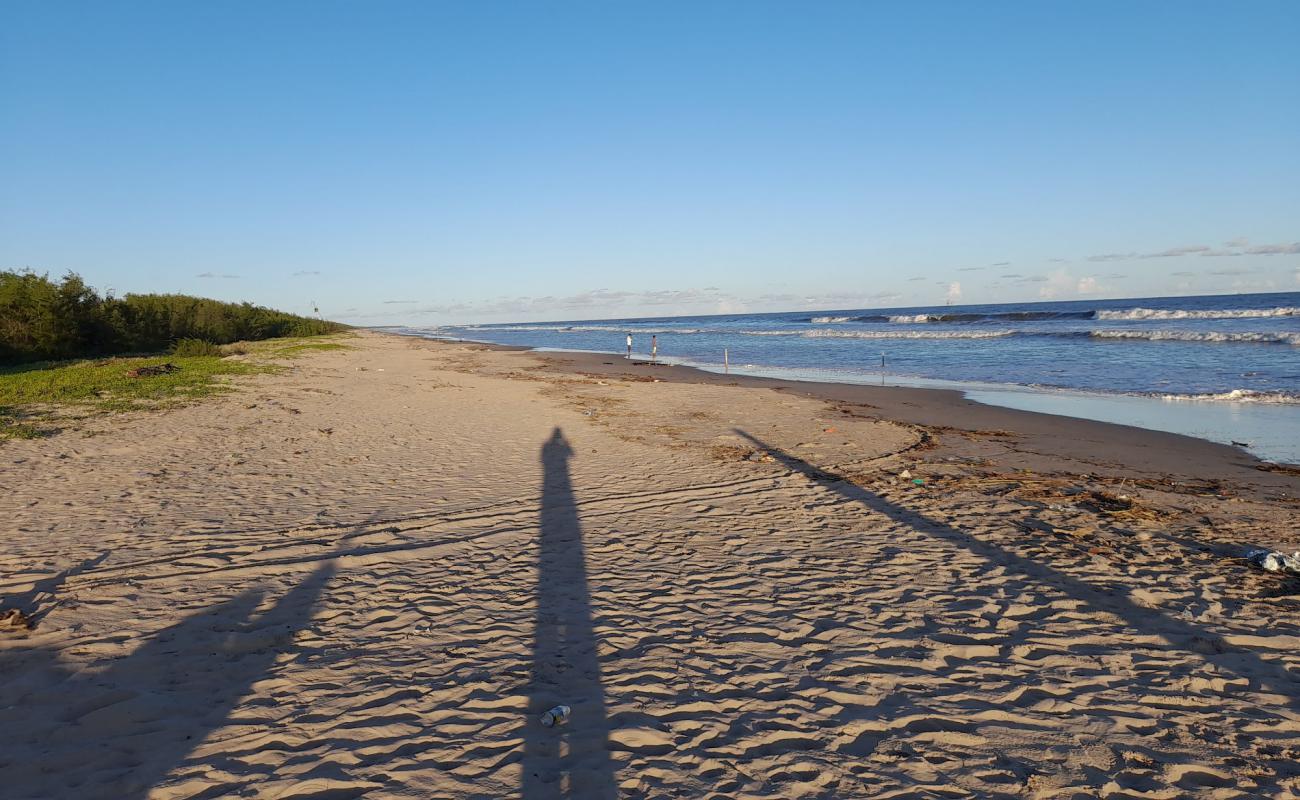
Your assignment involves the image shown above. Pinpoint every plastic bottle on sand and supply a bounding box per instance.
[541,705,571,728]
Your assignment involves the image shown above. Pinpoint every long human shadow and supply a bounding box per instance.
[521,428,618,799]
[0,561,335,799]
[733,429,1300,708]
[3,550,112,627]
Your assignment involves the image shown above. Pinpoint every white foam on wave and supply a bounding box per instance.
[887,313,940,324]
[809,316,856,323]
[1158,389,1300,404]
[802,329,1012,340]
[1092,329,1300,345]
[740,329,1011,339]
[1096,306,1299,321]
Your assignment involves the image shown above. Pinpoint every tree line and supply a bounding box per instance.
[0,270,346,366]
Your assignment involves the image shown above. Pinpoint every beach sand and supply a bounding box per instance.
[3,330,1299,799]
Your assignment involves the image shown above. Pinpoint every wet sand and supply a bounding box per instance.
[2,330,1298,799]
[521,346,1298,494]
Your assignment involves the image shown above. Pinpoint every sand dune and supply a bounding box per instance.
[3,331,1299,798]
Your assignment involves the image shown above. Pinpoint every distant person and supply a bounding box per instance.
[626,333,632,359]
[651,334,658,363]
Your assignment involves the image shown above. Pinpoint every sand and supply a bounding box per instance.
[2,330,1299,799]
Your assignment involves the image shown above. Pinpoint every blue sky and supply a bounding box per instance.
[2,1,1297,324]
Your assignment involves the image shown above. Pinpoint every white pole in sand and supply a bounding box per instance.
[724,348,729,374]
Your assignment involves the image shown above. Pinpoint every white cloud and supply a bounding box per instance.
[945,282,962,303]
[1039,269,1104,299]
[351,285,912,322]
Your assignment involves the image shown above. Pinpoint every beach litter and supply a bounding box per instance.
[540,704,571,728]
[1246,549,1300,576]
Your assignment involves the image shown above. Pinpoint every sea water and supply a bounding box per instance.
[388,291,1300,463]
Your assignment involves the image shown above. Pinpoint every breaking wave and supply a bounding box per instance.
[1157,389,1300,404]
[1092,330,1300,345]
[1096,306,1299,321]
[883,310,1096,323]
[805,310,1097,323]
[742,329,1015,339]
[805,307,1297,324]
[802,329,1013,339]
[448,324,1298,345]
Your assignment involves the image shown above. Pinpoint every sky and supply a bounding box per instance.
[2,1,1298,325]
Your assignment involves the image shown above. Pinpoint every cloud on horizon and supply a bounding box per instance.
[1086,239,1300,262]
[196,272,239,279]
[351,286,919,322]
[292,270,321,276]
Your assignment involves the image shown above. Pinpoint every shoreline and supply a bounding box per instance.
[394,305,1300,464]
[390,332,1300,494]
[6,330,1300,797]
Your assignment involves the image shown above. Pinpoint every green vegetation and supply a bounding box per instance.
[0,270,347,366]
[0,314,354,440]
[0,354,270,413]
[269,340,352,357]
[171,338,224,357]
[0,420,52,440]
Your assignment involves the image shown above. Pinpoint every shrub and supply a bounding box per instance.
[0,270,348,366]
[171,338,222,357]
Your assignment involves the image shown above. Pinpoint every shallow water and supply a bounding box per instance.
[390,291,1300,462]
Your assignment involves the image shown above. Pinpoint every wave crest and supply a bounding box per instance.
[1092,330,1300,345]
[1159,389,1300,404]
[1096,306,1299,321]
[802,329,1013,340]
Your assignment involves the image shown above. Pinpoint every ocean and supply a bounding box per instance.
[388,291,1300,463]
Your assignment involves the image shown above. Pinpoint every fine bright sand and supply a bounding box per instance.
[3,331,1299,799]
